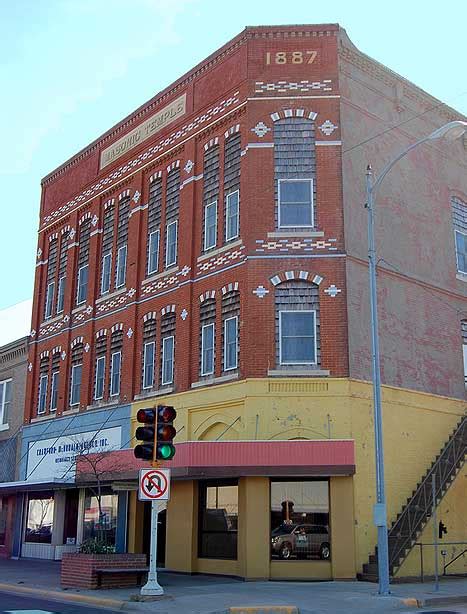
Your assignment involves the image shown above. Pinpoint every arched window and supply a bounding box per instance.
[165,167,180,267]
[110,329,123,397]
[93,332,107,401]
[275,280,320,367]
[224,133,241,242]
[44,238,58,319]
[38,354,50,415]
[115,194,130,288]
[160,312,175,386]
[273,117,316,229]
[146,176,163,276]
[142,316,157,390]
[222,290,240,372]
[202,144,220,252]
[100,202,114,295]
[69,341,84,407]
[76,220,91,306]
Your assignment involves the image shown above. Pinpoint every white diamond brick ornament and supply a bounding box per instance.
[251,122,271,138]
[91,214,99,227]
[63,314,70,323]
[127,287,136,297]
[30,329,36,338]
[181,308,188,321]
[28,362,33,372]
[319,120,338,136]
[324,284,342,298]
[69,227,76,239]
[84,343,90,353]
[61,351,67,361]
[184,159,194,174]
[85,305,93,315]
[253,285,269,299]
[36,248,42,260]
[133,190,141,203]
[127,327,134,338]
[180,265,191,276]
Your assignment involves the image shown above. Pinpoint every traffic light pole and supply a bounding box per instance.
[140,500,163,596]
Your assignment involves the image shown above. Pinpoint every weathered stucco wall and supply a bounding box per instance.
[338,29,467,398]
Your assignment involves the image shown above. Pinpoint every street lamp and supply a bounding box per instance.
[365,120,467,596]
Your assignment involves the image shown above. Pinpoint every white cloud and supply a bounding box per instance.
[0,299,33,347]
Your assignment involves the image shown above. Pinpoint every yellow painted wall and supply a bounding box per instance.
[131,378,465,576]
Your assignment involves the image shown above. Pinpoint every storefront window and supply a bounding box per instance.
[270,480,330,561]
[83,488,118,545]
[0,497,8,545]
[25,493,54,544]
[199,481,238,559]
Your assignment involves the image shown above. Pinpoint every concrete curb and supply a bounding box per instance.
[400,593,467,608]
[229,608,298,614]
[0,582,129,610]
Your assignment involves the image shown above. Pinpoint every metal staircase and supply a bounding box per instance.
[359,414,467,581]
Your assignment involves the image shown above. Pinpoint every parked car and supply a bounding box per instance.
[271,523,330,560]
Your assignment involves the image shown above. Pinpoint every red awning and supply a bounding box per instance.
[76,439,355,481]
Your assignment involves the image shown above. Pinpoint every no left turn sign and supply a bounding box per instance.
[138,468,171,501]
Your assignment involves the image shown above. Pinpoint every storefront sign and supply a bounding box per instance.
[100,93,187,169]
[26,426,122,482]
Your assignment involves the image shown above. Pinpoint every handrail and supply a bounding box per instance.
[414,541,467,582]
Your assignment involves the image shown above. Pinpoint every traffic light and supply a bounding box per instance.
[133,405,177,463]
[155,404,176,461]
[134,407,157,461]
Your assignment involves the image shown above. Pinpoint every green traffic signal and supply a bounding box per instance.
[157,442,176,460]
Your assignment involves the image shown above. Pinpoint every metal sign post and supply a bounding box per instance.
[138,468,171,597]
[141,500,163,596]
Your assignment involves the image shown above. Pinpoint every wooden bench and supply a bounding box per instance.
[95,566,148,588]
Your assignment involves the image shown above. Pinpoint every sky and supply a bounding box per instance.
[1,0,466,329]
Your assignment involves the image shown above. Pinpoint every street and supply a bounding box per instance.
[0,591,120,614]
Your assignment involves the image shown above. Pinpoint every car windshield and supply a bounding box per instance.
[271,524,297,536]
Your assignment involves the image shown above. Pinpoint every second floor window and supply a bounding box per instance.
[162,336,174,385]
[279,310,316,365]
[115,245,127,288]
[143,342,155,389]
[50,371,59,412]
[94,356,106,400]
[70,364,82,406]
[201,323,215,376]
[166,221,178,267]
[0,379,11,426]
[38,374,48,414]
[76,265,89,305]
[110,351,121,396]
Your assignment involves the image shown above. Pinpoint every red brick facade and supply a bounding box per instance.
[26,25,351,421]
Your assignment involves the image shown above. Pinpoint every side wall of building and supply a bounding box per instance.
[338,29,467,398]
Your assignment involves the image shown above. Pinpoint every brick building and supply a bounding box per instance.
[20,25,466,580]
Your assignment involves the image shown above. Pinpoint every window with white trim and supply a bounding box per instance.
[274,117,316,230]
[76,264,89,305]
[115,195,130,288]
[204,201,217,251]
[38,374,48,414]
[50,370,59,412]
[279,311,316,364]
[147,230,160,276]
[143,342,155,389]
[222,289,240,373]
[451,197,467,275]
[162,336,174,385]
[165,221,178,267]
[225,191,239,241]
[44,282,55,320]
[224,317,238,371]
[70,364,82,406]
[101,252,112,294]
[76,219,91,307]
[110,352,121,396]
[455,231,467,274]
[203,144,220,252]
[94,356,106,400]
[70,341,84,407]
[224,133,241,242]
[275,280,321,368]
[160,312,175,387]
[278,179,313,228]
[201,324,215,376]
[115,245,127,288]
[56,275,66,314]
[0,379,11,426]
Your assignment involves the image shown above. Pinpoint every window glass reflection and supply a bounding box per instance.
[270,480,330,561]
[25,493,54,543]
[199,481,238,559]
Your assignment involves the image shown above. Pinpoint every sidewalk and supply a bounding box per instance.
[0,558,466,613]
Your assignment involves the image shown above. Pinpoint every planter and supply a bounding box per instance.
[61,552,147,589]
